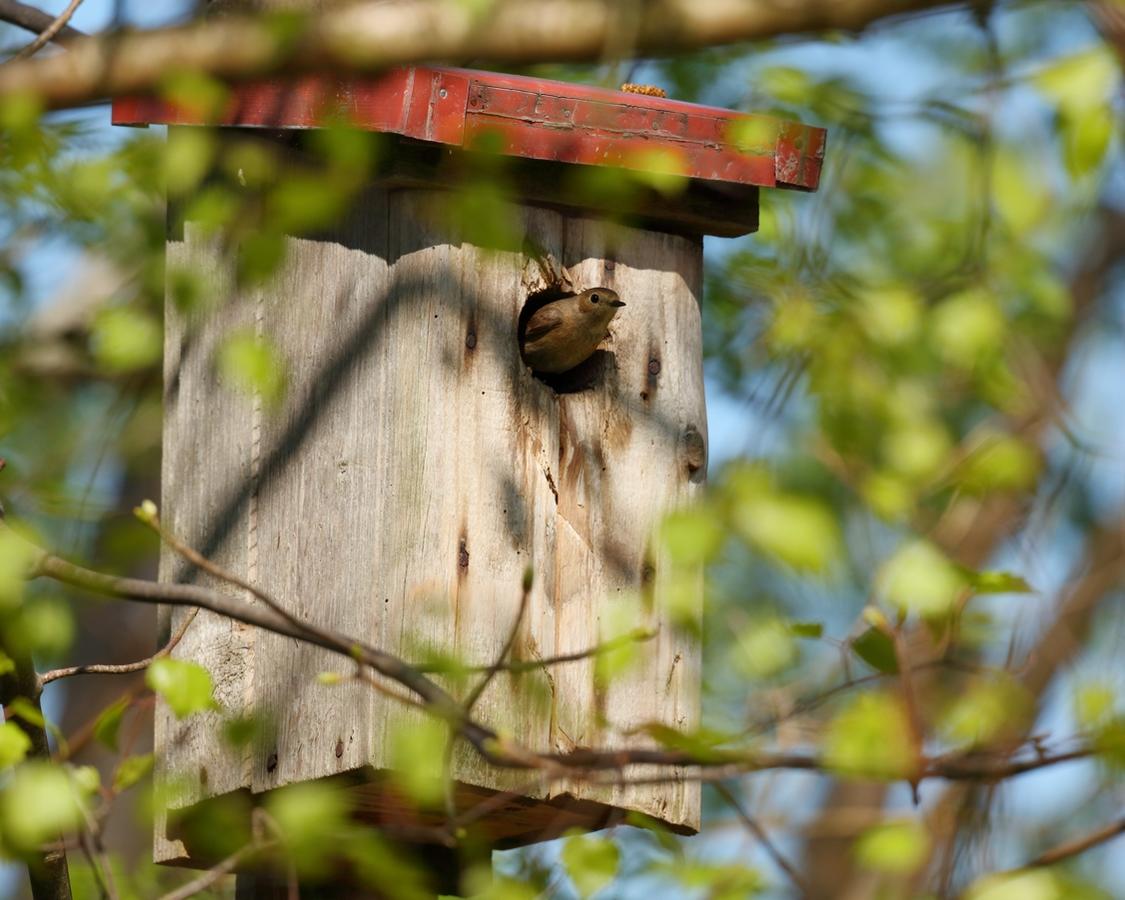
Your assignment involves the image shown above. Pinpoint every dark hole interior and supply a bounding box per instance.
[518,287,613,394]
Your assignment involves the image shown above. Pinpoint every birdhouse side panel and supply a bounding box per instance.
[247,190,395,794]
[156,221,259,864]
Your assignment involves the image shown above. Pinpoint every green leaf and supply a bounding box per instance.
[265,781,351,877]
[941,678,1030,748]
[216,330,288,406]
[11,597,75,661]
[388,715,447,806]
[931,287,1005,369]
[164,127,215,197]
[7,696,46,729]
[146,658,219,719]
[0,651,14,677]
[0,761,86,852]
[731,480,841,573]
[957,432,1040,495]
[1062,103,1114,179]
[93,698,130,752]
[1073,682,1116,730]
[790,621,824,639]
[731,618,797,679]
[91,307,162,373]
[0,526,38,610]
[824,693,915,780]
[851,627,898,674]
[965,870,1064,900]
[1034,47,1120,115]
[561,833,620,899]
[854,820,930,874]
[964,569,1032,595]
[0,722,31,769]
[877,540,966,618]
[113,753,154,793]
[660,509,724,566]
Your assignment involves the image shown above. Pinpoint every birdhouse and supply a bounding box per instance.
[113,67,825,876]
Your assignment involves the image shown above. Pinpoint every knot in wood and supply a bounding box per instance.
[647,358,662,376]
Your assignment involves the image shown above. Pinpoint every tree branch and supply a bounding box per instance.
[0,0,961,109]
[11,0,84,58]
[1025,816,1125,868]
[0,0,84,45]
[40,607,198,685]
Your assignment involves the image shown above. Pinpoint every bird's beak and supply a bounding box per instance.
[608,298,626,308]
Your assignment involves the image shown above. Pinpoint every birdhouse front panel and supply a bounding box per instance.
[155,173,704,862]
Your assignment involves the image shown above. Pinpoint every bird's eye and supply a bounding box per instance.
[590,293,600,304]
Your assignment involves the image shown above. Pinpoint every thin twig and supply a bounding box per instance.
[463,571,532,713]
[157,841,269,900]
[41,608,199,685]
[12,0,82,59]
[416,627,657,675]
[714,782,809,895]
[1025,816,1125,868]
[0,0,84,44]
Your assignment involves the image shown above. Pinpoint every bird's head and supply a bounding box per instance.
[577,287,625,323]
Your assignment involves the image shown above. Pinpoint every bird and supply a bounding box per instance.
[519,288,625,374]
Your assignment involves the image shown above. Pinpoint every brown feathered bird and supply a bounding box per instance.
[519,288,625,374]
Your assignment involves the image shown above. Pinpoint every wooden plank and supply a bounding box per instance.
[249,188,393,793]
[156,136,259,861]
[157,179,704,861]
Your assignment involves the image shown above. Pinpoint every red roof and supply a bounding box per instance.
[113,66,826,193]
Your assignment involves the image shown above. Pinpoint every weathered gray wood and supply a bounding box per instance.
[157,190,257,863]
[157,174,705,862]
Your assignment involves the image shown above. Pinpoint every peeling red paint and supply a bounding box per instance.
[113,66,826,193]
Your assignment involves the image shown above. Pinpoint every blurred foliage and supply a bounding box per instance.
[0,0,1121,898]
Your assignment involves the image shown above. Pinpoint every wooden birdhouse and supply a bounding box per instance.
[113,66,825,881]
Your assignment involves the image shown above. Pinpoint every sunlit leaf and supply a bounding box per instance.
[388,715,447,806]
[146,658,219,719]
[0,761,86,852]
[91,307,162,374]
[824,693,915,780]
[965,870,1064,900]
[855,820,930,874]
[1034,47,1120,115]
[216,330,288,406]
[956,432,1040,495]
[931,287,1005,370]
[731,617,797,679]
[877,540,965,618]
[660,509,724,565]
[561,833,619,899]
[113,753,153,793]
[941,677,1030,748]
[732,485,841,573]
[0,723,31,770]
[93,698,131,752]
[1073,682,1117,730]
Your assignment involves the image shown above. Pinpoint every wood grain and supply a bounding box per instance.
[157,164,705,862]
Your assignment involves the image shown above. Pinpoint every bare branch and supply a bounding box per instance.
[0,0,960,110]
[1025,816,1125,868]
[11,0,83,59]
[41,608,199,685]
[463,570,532,713]
[157,841,270,900]
[714,782,809,895]
[0,0,85,45]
